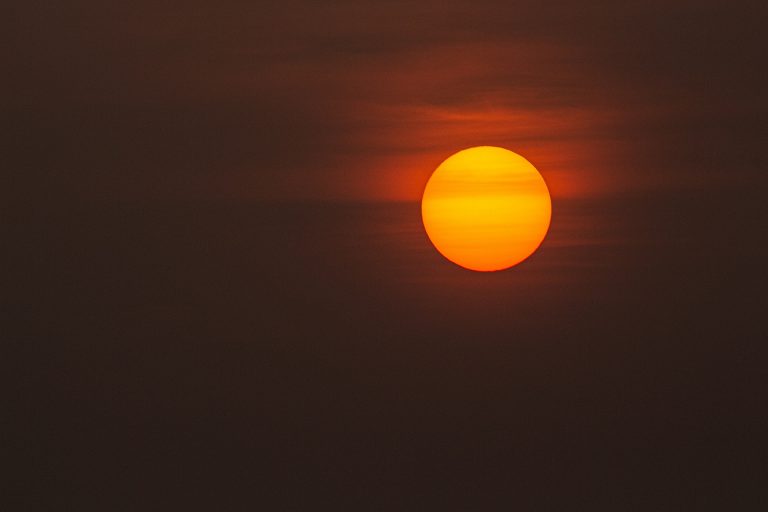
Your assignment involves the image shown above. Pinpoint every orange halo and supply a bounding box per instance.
[421,146,552,271]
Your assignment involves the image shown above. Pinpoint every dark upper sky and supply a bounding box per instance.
[6,1,768,510]
[7,1,766,202]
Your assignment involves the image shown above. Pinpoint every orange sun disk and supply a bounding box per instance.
[421,146,552,271]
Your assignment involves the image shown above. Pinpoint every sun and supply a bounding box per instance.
[421,146,552,272]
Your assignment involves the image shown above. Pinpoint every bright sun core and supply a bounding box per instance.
[421,146,552,272]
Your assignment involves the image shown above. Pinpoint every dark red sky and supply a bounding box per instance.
[8,1,765,202]
[6,2,768,509]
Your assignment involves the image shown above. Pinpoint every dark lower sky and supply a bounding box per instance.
[6,1,768,510]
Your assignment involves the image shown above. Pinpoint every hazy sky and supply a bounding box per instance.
[7,2,768,509]
[8,1,765,203]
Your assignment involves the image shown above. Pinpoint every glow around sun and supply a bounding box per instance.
[421,146,552,272]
